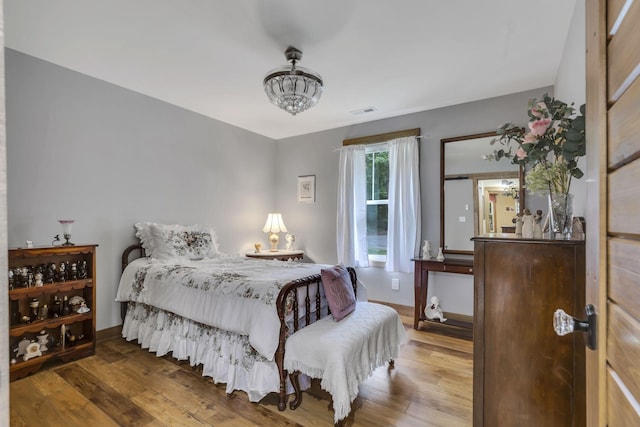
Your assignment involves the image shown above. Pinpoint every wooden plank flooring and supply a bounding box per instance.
[10,311,473,426]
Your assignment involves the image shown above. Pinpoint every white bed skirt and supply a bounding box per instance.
[121,301,308,402]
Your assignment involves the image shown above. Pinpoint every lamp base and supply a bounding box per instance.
[62,234,74,246]
[268,233,279,252]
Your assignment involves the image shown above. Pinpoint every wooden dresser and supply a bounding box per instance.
[473,236,585,426]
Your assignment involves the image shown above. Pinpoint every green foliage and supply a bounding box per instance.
[485,93,586,195]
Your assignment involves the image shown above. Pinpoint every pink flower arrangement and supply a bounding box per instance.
[528,118,552,136]
[485,93,586,195]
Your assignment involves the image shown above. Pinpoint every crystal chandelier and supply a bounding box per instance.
[263,46,323,115]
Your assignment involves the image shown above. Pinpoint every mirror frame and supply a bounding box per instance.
[440,131,525,255]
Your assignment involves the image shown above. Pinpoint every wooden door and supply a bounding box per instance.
[586,0,640,425]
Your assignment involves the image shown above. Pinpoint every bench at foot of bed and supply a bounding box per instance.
[283,301,407,425]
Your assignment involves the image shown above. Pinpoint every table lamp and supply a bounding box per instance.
[263,213,287,251]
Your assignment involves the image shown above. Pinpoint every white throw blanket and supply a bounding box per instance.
[284,302,407,423]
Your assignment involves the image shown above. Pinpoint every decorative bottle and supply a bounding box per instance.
[62,295,70,316]
[51,296,62,317]
[29,298,40,322]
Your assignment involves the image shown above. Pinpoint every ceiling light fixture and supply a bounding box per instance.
[263,46,323,116]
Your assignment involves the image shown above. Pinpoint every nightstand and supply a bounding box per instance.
[246,250,304,261]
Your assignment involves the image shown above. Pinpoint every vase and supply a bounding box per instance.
[548,193,574,239]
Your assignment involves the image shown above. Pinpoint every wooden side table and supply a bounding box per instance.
[246,250,304,261]
[412,257,474,332]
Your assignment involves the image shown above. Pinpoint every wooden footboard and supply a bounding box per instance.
[274,267,357,411]
[121,243,145,321]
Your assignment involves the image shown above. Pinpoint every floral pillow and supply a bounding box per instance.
[135,222,220,261]
[320,265,356,322]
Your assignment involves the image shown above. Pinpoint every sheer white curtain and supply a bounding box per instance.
[386,137,421,273]
[336,145,369,267]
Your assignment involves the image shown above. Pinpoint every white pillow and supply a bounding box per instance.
[134,222,156,255]
[134,222,220,261]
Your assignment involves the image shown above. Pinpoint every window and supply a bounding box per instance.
[366,146,388,260]
[338,128,420,272]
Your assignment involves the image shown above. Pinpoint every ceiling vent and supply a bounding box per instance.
[349,106,377,115]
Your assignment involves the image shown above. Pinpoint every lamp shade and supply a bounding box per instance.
[263,213,287,234]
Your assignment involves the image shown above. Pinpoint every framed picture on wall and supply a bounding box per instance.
[298,175,316,203]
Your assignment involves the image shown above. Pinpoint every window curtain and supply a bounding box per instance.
[336,145,369,267]
[386,137,421,273]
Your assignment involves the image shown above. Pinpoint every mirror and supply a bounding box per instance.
[440,132,524,254]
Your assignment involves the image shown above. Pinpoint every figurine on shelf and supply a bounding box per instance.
[39,304,48,321]
[425,296,447,323]
[422,240,432,259]
[29,298,40,322]
[254,243,262,254]
[44,263,56,284]
[16,337,31,357]
[8,269,14,290]
[522,208,534,238]
[77,302,90,314]
[436,247,445,262]
[533,210,544,239]
[514,213,523,235]
[34,271,44,287]
[58,262,67,282]
[70,262,78,280]
[37,330,49,352]
[20,267,29,287]
[65,327,77,347]
[78,260,88,279]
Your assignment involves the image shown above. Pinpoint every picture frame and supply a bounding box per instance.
[297,175,316,203]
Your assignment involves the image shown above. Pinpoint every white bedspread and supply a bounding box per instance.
[283,302,407,423]
[116,256,330,360]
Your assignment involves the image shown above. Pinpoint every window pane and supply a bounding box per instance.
[367,204,388,255]
[366,151,389,201]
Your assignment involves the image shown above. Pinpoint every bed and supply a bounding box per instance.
[115,222,361,412]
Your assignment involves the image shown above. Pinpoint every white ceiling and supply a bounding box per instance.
[4,0,577,140]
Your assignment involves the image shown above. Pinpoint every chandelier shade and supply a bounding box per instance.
[263,46,323,116]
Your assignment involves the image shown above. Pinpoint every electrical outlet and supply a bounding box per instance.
[391,278,400,291]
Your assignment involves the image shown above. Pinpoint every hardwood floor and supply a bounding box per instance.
[10,311,472,426]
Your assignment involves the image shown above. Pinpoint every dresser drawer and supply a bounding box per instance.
[444,264,474,274]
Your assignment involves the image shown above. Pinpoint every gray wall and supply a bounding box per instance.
[275,87,553,313]
[5,49,277,330]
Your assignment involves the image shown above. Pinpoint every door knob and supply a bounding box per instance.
[553,304,597,350]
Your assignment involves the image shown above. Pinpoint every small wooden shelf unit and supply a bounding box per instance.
[8,244,97,381]
[412,257,474,334]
